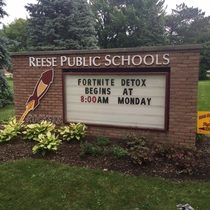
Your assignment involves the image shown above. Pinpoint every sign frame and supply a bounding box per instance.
[62,69,170,131]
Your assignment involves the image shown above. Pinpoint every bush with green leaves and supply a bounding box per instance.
[58,123,87,141]
[152,144,206,175]
[124,132,152,165]
[32,131,62,156]
[0,118,23,142]
[124,132,146,149]
[22,120,56,141]
[111,146,129,159]
[80,141,100,157]
[97,135,110,146]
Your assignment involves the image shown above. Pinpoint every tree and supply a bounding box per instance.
[90,0,167,48]
[0,0,13,107]
[90,0,128,48]
[1,18,29,51]
[165,3,210,80]
[165,3,210,45]
[0,0,12,71]
[0,70,13,108]
[0,0,7,24]
[199,41,210,80]
[129,0,167,47]
[0,36,13,71]
[25,0,98,50]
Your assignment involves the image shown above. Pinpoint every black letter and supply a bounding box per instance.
[118,97,124,104]
[85,87,89,94]
[141,79,146,87]
[123,88,128,95]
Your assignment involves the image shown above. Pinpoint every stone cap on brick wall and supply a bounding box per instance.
[10,44,203,56]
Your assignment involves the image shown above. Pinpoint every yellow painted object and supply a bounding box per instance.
[197,111,210,134]
[19,100,35,123]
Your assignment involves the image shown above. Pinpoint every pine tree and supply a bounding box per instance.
[0,0,12,71]
[0,37,12,71]
[0,70,13,108]
[0,0,14,108]
[25,0,98,50]
[0,0,7,23]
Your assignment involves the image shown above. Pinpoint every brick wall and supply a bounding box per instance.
[11,45,202,146]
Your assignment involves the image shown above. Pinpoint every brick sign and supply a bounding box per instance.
[11,45,202,145]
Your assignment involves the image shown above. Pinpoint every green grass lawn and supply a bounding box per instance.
[0,159,209,210]
[6,76,14,89]
[0,104,15,121]
[197,80,210,111]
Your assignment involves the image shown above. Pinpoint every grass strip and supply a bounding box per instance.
[197,80,210,111]
[0,159,209,210]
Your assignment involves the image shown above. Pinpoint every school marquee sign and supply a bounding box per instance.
[64,73,168,130]
[11,45,202,145]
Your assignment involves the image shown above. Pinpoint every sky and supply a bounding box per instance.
[1,0,210,25]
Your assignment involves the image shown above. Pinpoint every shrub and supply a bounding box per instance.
[124,132,153,165]
[153,144,204,175]
[58,123,87,141]
[129,147,152,165]
[111,146,129,159]
[22,120,56,141]
[0,118,23,142]
[125,132,146,149]
[97,135,110,146]
[80,141,100,157]
[32,131,62,156]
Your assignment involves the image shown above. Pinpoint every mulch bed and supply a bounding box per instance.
[1,135,210,182]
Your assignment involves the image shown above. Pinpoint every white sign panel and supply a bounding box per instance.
[64,73,168,130]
